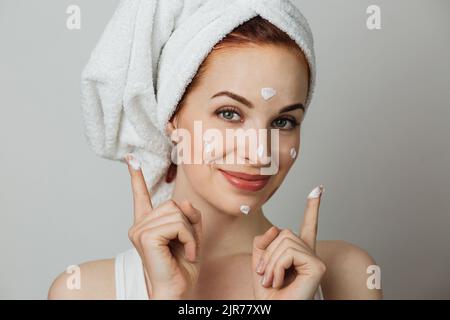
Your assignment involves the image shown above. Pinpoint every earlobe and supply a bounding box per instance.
[166,121,176,136]
[166,121,181,144]
[166,112,180,135]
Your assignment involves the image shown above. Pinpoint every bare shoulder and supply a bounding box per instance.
[315,240,383,300]
[48,258,116,300]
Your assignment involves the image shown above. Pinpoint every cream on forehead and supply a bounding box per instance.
[261,87,277,101]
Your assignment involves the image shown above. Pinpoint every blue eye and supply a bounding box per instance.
[272,117,299,130]
[216,106,242,122]
[215,106,299,130]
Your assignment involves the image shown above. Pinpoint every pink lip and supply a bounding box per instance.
[218,169,270,192]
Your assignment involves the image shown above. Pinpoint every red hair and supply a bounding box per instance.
[165,15,309,183]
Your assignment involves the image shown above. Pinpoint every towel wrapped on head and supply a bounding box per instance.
[80,0,316,208]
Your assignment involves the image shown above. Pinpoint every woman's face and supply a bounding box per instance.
[168,44,310,216]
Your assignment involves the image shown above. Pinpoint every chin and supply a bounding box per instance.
[185,163,282,215]
[204,166,276,216]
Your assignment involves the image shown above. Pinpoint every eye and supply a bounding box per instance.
[272,117,299,130]
[215,106,242,122]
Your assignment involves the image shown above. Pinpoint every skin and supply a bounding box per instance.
[48,44,383,300]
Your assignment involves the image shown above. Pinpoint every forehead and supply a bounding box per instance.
[200,45,309,103]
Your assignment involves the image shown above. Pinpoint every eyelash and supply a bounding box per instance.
[215,106,300,130]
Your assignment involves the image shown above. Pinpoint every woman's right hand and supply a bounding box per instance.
[125,154,202,300]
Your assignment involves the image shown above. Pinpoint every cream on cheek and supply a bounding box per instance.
[272,140,298,179]
[201,125,234,164]
[290,147,297,159]
[285,144,299,163]
[203,137,214,163]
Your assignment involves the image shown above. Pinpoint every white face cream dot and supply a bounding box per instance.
[125,153,141,170]
[261,87,277,101]
[240,205,250,215]
[290,148,297,159]
[257,144,264,158]
[204,142,213,154]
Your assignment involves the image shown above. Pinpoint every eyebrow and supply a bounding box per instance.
[211,91,304,114]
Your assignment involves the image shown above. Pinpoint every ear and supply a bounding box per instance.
[165,115,179,137]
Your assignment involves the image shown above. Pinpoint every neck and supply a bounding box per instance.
[170,166,273,263]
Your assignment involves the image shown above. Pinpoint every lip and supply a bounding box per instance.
[218,169,270,192]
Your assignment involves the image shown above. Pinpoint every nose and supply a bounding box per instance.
[239,127,272,167]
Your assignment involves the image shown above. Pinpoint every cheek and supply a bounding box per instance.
[263,136,299,190]
[276,135,300,169]
[182,162,217,198]
[183,163,209,180]
[258,136,300,201]
[199,124,230,164]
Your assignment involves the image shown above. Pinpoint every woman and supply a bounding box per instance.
[48,1,382,300]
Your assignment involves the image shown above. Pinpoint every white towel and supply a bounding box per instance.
[80,0,316,208]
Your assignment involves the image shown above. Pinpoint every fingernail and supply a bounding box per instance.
[261,273,268,286]
[125,153,141,171]
[266,226,277,235]
[256,258,264,273]
[307,184,324,199]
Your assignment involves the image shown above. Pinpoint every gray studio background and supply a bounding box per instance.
[1,0,449,299]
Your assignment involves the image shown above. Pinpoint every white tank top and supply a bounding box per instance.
[115,247,324,300]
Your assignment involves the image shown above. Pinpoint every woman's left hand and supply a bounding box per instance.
[252,185,326,300]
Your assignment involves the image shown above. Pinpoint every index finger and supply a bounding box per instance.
[299,184,324,252]
[125,154,153,223]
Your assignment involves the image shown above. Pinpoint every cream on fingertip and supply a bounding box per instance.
[125,153,141,171]
[307,184,324,199]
